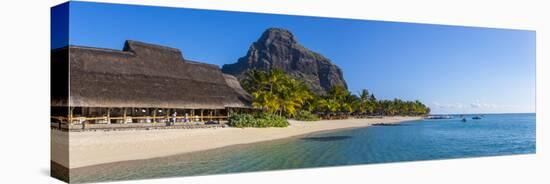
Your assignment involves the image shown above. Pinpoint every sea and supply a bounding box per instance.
[70,113,536,183]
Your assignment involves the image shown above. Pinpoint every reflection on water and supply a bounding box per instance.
[71,113,536,183]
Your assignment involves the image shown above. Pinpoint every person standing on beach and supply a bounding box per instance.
[171,111,177,125]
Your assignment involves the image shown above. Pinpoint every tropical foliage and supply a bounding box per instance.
[241,69,430,121]
[228,113,289,128]
[294,110,320,121]
[242,69,313,117]
[374,99,430,116]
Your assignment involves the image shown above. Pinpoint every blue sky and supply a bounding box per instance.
[53,1,536,114]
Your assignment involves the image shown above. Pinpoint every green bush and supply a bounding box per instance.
[255,113,289,127]
[228,114,256,128]
[228,113,289,128]
[294,110,320,121]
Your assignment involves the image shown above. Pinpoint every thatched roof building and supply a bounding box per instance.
[51,40,252,110]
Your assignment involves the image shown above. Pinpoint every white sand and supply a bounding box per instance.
[51,116,421,169]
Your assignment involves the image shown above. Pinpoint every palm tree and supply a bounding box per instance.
[279,78,312,117]
[251,90,280,114]
[243,69,313,117]
[243,69,431,118]
[327,85,348,101]
[358,89,377,116]
[341,94,359,115]
[243,69,282,114]
[318,98,340,118]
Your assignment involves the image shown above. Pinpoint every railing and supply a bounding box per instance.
[51,115,229,131]
[51,115,228,124]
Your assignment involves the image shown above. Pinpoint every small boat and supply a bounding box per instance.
[461,118,467,122]
[472,116,482,120]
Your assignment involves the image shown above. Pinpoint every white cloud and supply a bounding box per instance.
[431,100,532,114]
[432,102,465,109]
[470,102,482,108]
[470,100,497,109]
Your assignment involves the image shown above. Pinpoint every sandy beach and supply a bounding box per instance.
[52,116,421,169]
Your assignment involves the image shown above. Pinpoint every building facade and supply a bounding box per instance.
[51,40,252,130]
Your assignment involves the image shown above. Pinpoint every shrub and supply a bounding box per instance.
[294,110,320,121]
[228,114,256,128]
[255,113,289,127]
[228,113,289,128]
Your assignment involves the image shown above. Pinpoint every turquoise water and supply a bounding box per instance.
[71,113,535,183]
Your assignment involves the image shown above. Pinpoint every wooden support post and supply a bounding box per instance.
[106,108,111,124]
[227,108,231,122]
[191,109,195,122]
[123,108,127,124]
[200,110,204,122]
[165,109,170,124]
[81,107,86,117]
[153,108,157,123]
[68,107,74,125]
[218,110,220,124]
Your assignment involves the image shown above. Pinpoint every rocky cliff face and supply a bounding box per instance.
[222,28,347,95]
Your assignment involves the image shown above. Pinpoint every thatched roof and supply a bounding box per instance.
[51,40,252,109]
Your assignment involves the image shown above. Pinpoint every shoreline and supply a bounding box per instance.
[52,116,422,169]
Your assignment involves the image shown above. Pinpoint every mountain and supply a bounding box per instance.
[221,28,347,95]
